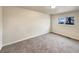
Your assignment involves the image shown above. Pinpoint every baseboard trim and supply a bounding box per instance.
[3,32,48,47]
[0,46,2,50]
[51,32,79,41]
[3,32,78,48]
[0,41,2,50]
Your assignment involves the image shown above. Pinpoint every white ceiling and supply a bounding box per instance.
[19,6,79,14]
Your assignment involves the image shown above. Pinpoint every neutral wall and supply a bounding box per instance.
[0,7,2,49]
[3,7,50,46]
[51,11,79,40]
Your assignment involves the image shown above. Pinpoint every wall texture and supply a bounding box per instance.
[3,7,50,46]
[51,11,79,40]
[0,7,2,49]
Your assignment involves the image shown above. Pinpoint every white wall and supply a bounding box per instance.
[0,7,2,49]
[3,7,50,46]
[51,11,79,40]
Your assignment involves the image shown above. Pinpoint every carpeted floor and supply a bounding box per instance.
[0,33,79,53]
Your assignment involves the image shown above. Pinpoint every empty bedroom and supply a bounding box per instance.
[0,6,79,53]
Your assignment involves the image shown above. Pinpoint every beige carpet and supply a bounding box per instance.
[0,33,79,53]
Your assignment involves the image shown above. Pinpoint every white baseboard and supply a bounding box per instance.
[3,32,48,47]
[0,41,2,50]
[0,46,2,50]
[0,48,1,50]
